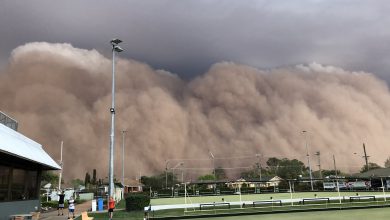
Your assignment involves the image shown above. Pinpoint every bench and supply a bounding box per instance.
[252,200,282,207]
[81,212,94,220]
[9,214,32,220]
[199,202,230,210]
[349,195,376,202]
[302,198,330,205]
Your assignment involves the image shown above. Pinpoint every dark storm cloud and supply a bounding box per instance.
[1,0,390,79]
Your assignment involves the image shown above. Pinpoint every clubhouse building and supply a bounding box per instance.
[0,111,61,220]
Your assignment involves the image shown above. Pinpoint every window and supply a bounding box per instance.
[25,170,38,199]
[11,168,26,200]
[0,165,10,201]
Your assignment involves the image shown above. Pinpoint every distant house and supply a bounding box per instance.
[123,178,143,193]
[227,176,283,188]
[98,182,124,202]
[0,111,61,220]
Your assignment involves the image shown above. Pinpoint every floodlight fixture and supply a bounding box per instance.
[111,38,122,45]
[113,45,124,52]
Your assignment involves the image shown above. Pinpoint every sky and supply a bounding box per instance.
[1,0,390,80]
[1,0,390,180]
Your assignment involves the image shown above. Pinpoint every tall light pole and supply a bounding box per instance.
[209,150,216,180]
[315,151,322,179]
[165,160,170,189]
[108,38,123,199]
[58,141,63,191]
[121,130,127,187]
[302,131,314,191]
[171,162,184,189]
[256,154,262,181]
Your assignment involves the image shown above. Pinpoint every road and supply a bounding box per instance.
[40,200,93,220]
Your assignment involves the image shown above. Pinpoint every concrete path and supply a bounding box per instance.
[40,200,93,220]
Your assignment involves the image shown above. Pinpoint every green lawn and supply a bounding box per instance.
[86,206,390,220]
[151,191,388,205]
[84,192,390,220]
[87,211,144,220]
[187,207,390,220]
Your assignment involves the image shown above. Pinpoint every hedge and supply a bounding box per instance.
[125,194,150,211]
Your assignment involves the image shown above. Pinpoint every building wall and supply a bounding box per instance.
[79,193,94,200]
[0,200,40,220]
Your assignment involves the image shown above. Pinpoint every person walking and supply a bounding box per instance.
[108,196,115,220]
[57,190,65,216]
[67,196,75,219]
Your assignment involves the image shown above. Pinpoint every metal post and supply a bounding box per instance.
[333,155,341,204]
[315,151,322,179]
[122,130,127,188]
[333,155,337,176]
[58,141,63,190]
[289,180,293,206]
[302,131,314,191]
[165,160,170,189]
[381,178,386,202]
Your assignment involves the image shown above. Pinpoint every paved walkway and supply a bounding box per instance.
[40,201,93,220]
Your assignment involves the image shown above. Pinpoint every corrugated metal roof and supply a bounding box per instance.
[0,123,61,170]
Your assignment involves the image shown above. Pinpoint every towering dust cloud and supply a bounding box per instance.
[1,42,390,180]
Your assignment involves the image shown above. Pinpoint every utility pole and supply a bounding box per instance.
[165,160,170,189]
[363,143,370,171]
[58,141,63,191]
[315,151,322,179]
[333,154,338,177]
[256,154,262,181]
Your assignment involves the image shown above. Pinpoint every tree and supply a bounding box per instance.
[197,174,215,181]
[276,158,306,179]
[215,167,227,180]
[141,172,177,190]
[92,169,97,185]
[84,172,91,187]
[384,157,390,168]
[266,157,281,175]
[41,171,60,186]
[71,178,84,189]
[264,157,306,179]
[240,165,267,179]
[360,162,382,173]
[321,169,344,177]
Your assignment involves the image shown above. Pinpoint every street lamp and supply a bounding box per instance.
[108,38,123,199]
[302,130,314,191]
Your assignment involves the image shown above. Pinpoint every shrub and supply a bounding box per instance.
[125,194,150,211]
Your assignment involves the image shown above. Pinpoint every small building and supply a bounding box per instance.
[0,112,61,220]
[227,176,283,188]
[98,183,124,202]
[123,178,143,193]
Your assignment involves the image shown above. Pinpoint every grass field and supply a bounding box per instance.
[186,207,390,220]
[87,206,390,220]
[85,191,390,220]
[151,191,387,205]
